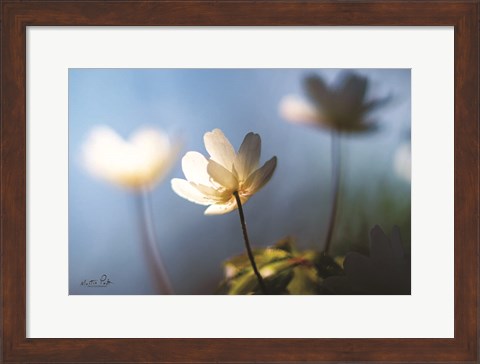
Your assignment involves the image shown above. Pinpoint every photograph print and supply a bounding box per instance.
[69,68,411,295]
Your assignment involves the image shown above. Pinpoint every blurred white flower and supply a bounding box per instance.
[280,73,389,133]
[394,143,411,182]
[171,129,277,215]
[82,126,180,189]
[279,95,320,126]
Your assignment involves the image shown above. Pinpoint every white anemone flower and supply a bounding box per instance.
[82,126,180,189]
[171,129,277,215]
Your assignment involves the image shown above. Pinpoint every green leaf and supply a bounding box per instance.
[224,248,290,272]
[287,266,321,295]
[219,237,340,295]
[261,259,297,294]
[227,257,297,295]
[228,268,259,295]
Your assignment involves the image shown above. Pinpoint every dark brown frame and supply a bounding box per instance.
[1,1,478,363]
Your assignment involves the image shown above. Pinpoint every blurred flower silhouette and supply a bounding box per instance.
[280,72,389,133]
[394,143,411,183]
[82,125,180,295]
[82,126,180,189]
[323,225,411,294]
[280,72,390,256]
[171,128,277,215]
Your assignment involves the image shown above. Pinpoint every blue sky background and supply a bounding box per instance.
[69,69,410,294]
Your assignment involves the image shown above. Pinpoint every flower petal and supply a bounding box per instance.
[171,178,213,206]
[304,75,332,109]
[207,159,238,190]
[131,128,171,157]
[83,126,178,189]
[193,183,229,201]
[203,129,236,169]
[131,129,181,186]
[338,73,368,110]
[234,132,261,181]
[279,95,320,126]
[204,195,249,215]
[204,200,238,215]
[243,156,277,193]
[181,151,211,185]
[82,126,125,177]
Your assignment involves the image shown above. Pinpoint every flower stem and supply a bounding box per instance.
[233,191,268,295]
[323,131,342,255]
[135,189,174,295]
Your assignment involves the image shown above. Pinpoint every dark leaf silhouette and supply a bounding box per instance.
[323,225,411,294]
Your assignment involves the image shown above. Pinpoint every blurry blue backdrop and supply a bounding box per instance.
[69,69,410,294]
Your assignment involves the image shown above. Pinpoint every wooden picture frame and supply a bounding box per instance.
[1,1,478,362]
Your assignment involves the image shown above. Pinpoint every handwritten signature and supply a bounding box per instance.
[80,274,113,288]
